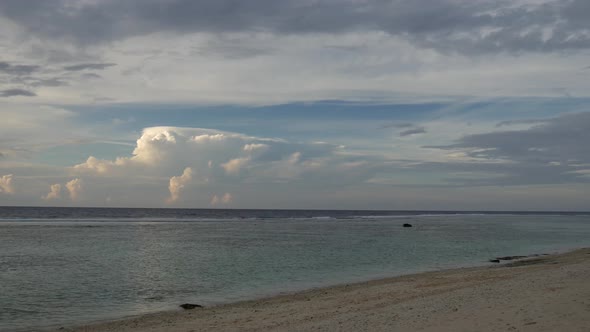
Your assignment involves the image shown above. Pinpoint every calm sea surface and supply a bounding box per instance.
[1,207,589,331]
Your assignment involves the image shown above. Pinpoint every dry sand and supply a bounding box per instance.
[59,248,590,332]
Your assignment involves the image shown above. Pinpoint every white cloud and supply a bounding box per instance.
[42,183,62,201]
[210,192,232,206]
[73,126,346,184]
[243,143,269,153]
[220,157,250,175]
[74,156,122,174]
[66,178,83,201]
[0,174,14,194]
[67,126,380,204]
[222,193,232,204]
[167,167,193,204]
[74,127,266,176]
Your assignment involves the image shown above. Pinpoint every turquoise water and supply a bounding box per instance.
[1,211,589,331]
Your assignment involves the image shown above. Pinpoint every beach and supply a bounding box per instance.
[59,248,590,332]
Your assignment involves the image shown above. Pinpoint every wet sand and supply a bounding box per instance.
[59,248,590,332]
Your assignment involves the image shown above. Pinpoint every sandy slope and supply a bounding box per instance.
[59,248,590,332]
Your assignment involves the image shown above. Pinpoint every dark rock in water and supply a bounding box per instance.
[180,303,203,310]
[489,259,501,263]
[403,223,413,228]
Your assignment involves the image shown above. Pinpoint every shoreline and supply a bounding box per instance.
[51,247,590,332]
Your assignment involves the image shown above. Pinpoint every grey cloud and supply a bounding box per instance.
[192,37,274,59]
[431,112,590,164]
[379,122,426,136]
[0,0,589,54]
[0,61,40,75]
[379,122,414,129]
[0,88,36,97]
[324,45,367,53]
[193,44,272,60]
[29,78,69,87]
[63,63,116,71]
[422,112,590,185]
[92,97,116,103]
[399,127,426,137]
[0,60,94,87]
[80,73,102,80]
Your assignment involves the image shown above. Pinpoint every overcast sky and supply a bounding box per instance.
[1,0,589,210]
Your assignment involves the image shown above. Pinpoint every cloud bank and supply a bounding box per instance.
[73,126,349,181]
[424,112,590,186]
[1,0,589,54]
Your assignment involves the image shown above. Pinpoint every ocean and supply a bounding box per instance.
[1,207,589,331]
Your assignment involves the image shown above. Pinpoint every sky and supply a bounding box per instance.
[0,0,589,210]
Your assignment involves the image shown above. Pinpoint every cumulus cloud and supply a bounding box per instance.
[167,167,193,203]
[68,126,382,206]
[0,174,14,194]
[75,127,251,174]
[65,178,83,201]
[210,193,232,206]
[243,143,269,153]
[221,157,250,175]
[74,126,344,181]
[42,183,62,201]
[74,156,123,175]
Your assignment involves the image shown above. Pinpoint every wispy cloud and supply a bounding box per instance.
[0,89,36,97]
[495,119,550,128]
[399,127,427,137]
[0,61,39,75]
[63,63,116,71]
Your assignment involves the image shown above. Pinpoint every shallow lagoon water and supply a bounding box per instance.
[1,208,589,331]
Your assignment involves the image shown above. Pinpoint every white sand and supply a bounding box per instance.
[60,248,590,332]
